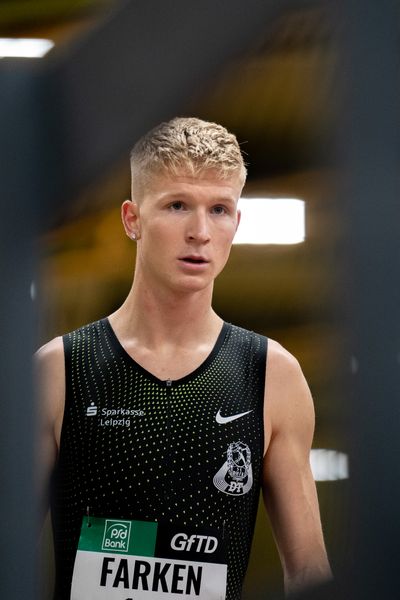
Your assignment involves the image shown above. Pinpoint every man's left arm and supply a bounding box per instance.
[262,341,332,597]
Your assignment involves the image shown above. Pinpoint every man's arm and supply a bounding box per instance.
[262,340,332,597]
[34,337,65,519]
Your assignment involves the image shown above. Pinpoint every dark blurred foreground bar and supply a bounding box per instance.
[335,1,400,599]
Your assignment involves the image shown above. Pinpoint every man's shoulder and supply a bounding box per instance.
[35,336,64,364]
[266,338,302,377]
[265,338,311,405]
[34,337,66,416]
[35,319,107,369]
[63,318,104,340]
[265,338,314,430]
[228,322,267,346]
[228,324,302,379]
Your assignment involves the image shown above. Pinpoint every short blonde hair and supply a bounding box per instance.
[130,117,247,199]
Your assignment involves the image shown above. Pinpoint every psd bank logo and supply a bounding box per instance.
[102,520,131,553]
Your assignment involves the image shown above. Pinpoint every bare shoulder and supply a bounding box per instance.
[266,338,310,402]
[267,338,303,379]
[35,335,65,399]
[265,338,314,437]
[35,335,64,365]
[35,337,65,434]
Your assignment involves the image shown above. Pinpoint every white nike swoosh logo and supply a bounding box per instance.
[216,409,253,425]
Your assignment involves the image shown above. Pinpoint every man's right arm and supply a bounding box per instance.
[34,336,65,518]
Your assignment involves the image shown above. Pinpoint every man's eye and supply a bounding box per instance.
[169,201,184,211]
[212,205,227,215]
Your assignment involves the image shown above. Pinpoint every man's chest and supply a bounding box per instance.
[62,371,264,504]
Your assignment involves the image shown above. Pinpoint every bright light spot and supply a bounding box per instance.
[30,281,37,301]
[234,197,305,245]
[310,449,349,481]
[0,38,54,59]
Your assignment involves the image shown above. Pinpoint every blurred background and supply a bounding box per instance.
[3,0,398,599]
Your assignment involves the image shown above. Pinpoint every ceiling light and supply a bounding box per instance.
[234,197,305,245]
[310,449,349,481]
[0,38,54,59]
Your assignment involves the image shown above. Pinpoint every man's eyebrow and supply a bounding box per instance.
[155,191,238,204]
[214,196,237,204]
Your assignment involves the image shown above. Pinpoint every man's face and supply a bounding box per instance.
[126,170,242,296]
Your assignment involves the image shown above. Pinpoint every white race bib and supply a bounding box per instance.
[71,517,227,600]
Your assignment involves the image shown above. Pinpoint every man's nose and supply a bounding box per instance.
[186,210,211,243]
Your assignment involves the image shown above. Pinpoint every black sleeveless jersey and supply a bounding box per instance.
[51,319,267,600]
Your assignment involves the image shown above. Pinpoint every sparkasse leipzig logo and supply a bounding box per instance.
[101,520,131,553]
[213,441,253,496]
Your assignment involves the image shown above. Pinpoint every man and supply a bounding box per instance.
[37,117,332,600]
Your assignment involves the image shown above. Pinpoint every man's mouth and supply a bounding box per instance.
[179,256,209,264]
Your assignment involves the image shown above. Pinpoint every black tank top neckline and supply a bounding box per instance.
[102,317,230,386]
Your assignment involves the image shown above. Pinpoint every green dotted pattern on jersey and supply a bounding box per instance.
[51,319,267,600]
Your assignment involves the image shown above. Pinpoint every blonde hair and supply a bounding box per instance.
[130,117,247,198]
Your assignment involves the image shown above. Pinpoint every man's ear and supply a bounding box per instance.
[235,208,241,233]
[121,199,140,240]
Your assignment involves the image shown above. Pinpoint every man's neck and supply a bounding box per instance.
[109,278,222,349]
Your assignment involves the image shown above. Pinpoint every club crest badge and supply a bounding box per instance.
[213,441,253,496]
